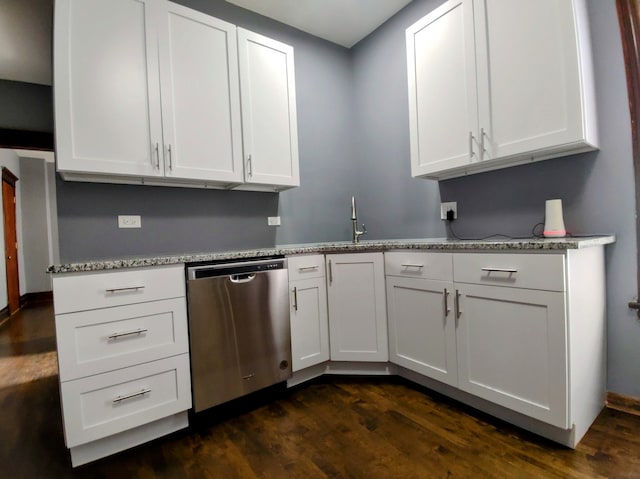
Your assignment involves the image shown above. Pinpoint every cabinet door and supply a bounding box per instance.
[158,3,244,183]
[54,0,163,177]
[237,28,300,188]
[406,0,478,178]
[475,0,592,161]
[326,253,388,362]
[290,277,330,371]
[456,283,568,428]
[387,276,457,386]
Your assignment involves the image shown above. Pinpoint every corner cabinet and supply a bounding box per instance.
[406,0,597,180]
[325,253,388,362]
[54,0,299,191]
[288,255,330,371]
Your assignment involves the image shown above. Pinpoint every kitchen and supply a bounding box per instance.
[1,0,639,476]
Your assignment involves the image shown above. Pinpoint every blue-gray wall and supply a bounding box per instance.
[24,0,640,397]
[350,0,640,398]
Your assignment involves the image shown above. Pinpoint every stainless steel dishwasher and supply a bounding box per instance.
[186,257,291,412]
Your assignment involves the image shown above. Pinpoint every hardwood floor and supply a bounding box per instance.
[1,304,640,478]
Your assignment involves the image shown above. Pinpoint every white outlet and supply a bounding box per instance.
[440,202,458,220]
[268,216,281,226]
[118,215,142,228]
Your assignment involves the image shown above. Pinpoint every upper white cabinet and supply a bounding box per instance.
[158,2,243,183]
[326,253,388,362]
[54,0,163,179]
[238,28,300,189]
[54,0,298,190]
[406,0,597,180]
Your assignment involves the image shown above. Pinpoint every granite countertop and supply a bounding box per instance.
[47,235,616,274]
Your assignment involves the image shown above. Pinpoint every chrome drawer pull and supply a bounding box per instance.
[481,267,518,273]
[292,287,298,312]
[298,265,320,271]
[444,288,450,317]
[455,289,462,319]
[401,263,424,268]
[108,328,148,340]
[113,388,151,403]
[105,286,145,294]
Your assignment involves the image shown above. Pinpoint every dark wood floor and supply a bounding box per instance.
[2,304,640,478]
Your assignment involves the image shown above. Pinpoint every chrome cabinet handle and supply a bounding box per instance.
[444,288,450,317]
[108,328,148,340]
[455,289,462,319]
[328,260,333,285]
[154,143,160,169]
[480,128,488,160]
[105,286,145,294]
[247,154,252,177]
[401,263,424,269]
[167,144,172,170]
[292,287,298,311]
[469,131,475,159]
[113,388,151,404]
[298,265,320,272]
[481,267,518,273]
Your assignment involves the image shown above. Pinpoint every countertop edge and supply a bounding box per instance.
[47,235,616,274]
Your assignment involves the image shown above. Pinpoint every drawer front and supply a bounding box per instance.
[453,253,565,291]
[288,254,326,281]
[53,265,186,314]
[385,252,453,281]
[60,354,192,448]
[56,297,189,382]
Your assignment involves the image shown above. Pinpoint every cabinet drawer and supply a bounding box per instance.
[288,254,325,281]
[60,354,192,448]
[385,252,453,281]
[53,265,186,314]
[56,297,189,382]
[453,253,565,291]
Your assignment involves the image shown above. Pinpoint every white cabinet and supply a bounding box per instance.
[406,0,597,180]
[326,253,388,362]
[52,264,192,466]
[385,252,457,386]
[238,28,300,189]
[387,248,607,446]
[288,255,329,371]
[54,0,298,190]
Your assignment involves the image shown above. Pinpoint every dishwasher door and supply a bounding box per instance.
[186,258,291,412]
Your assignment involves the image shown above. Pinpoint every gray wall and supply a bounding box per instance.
[351,0,640,398]
[56,0,357,261]
[0,80,52,133]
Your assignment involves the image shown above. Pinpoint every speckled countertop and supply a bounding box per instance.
[47,236,616,274]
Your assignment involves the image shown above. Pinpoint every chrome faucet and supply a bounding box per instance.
[351,196,367,243]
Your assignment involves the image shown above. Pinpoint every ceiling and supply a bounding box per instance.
[225,0,413,48]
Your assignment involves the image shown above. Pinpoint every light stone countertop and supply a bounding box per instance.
[47,235,616,274]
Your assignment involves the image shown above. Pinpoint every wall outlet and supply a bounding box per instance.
[118,215,142,228]
[268,216,281,226]
[440,202,458,220]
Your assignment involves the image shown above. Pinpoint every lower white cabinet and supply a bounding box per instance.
[288,255,330,371]
[386,275,457,386]
[455,283,568,428]
[326,253,388,362]
[385,248,607,446]
[52,264,192,466]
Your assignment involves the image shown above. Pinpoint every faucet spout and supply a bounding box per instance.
[351,196,367,243]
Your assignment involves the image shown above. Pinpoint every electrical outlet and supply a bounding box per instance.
[440,202,458,220]
[268,216,281,226]
[118,215,142,228]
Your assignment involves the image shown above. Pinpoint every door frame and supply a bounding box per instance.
[2,167,19,315]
